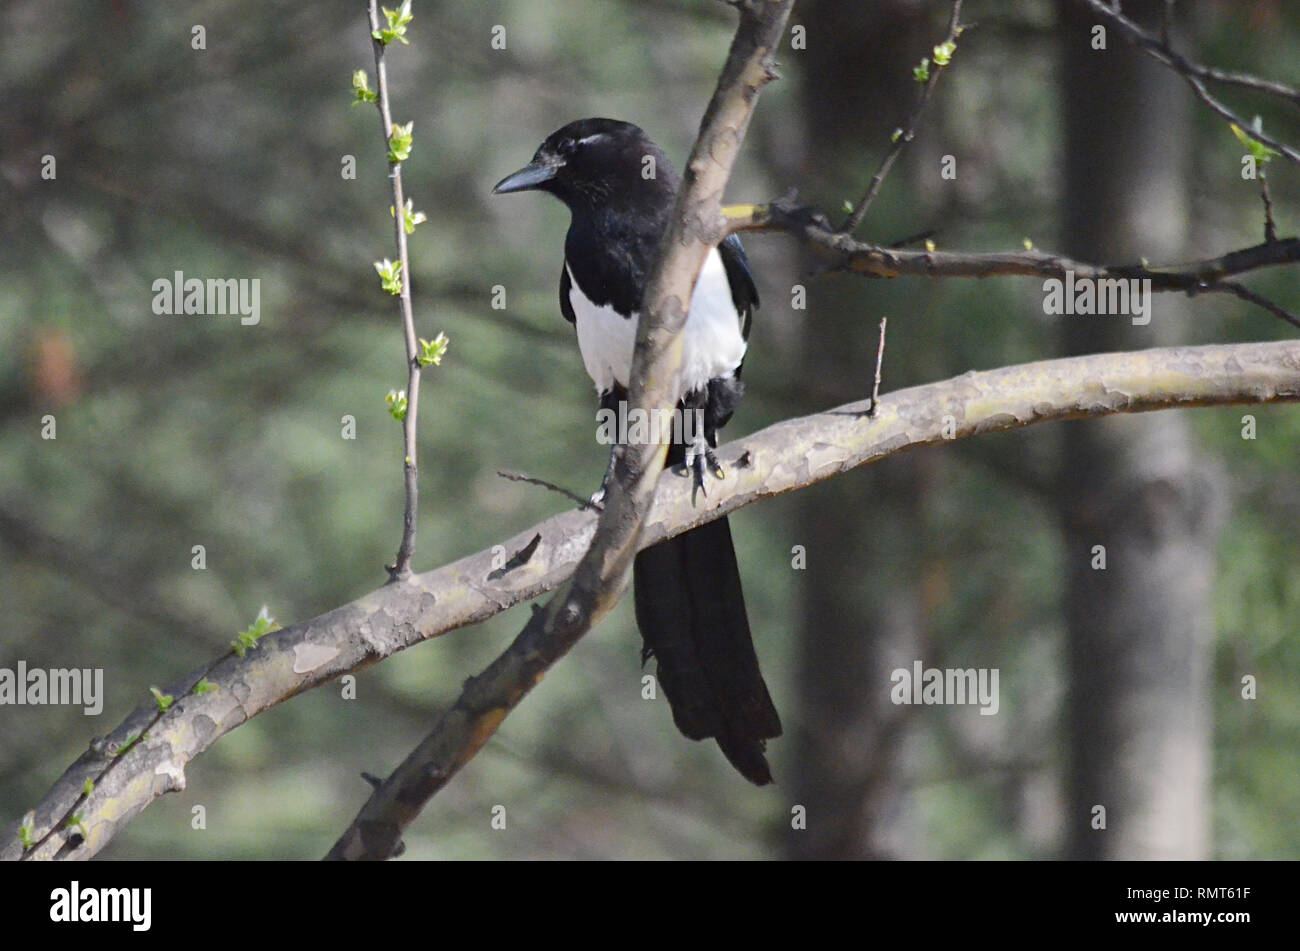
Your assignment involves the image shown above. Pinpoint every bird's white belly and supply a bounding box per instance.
[567,248,746,396]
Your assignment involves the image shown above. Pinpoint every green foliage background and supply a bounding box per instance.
[0,0,1296,858]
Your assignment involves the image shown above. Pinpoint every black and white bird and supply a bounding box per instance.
[493,118,782,784]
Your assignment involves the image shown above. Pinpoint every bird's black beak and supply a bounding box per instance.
[492,160,559,195]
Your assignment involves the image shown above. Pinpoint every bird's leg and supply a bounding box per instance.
[590,387,624,507]
[682,434,724,499]
[677,388,724,501]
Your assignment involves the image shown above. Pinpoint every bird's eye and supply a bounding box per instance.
[558,139,577,157]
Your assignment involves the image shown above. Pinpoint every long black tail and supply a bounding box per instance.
[633,516,782,784]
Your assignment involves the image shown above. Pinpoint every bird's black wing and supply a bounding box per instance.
[559,263,576,325]
[717,233,759,341]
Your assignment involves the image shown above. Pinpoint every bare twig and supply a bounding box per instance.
[868,317,887,416]
[841,1,966,235]
[366,0,423,581]
[1260,173,1278,245]
[498,470,599,511]
[1088,0,1300,108]
[1076,0,1300,165]
[1215,281,1300,330]
[8,341,1300,860]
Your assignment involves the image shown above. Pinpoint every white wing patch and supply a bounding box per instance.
[566,248,747,396]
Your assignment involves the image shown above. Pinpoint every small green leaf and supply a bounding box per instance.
[65,813,88,840]
[890,128,903,143]
[374,0,414,45]
[1230,120,1279,163]
[842,199,854,214]
[351,69,378,105]
[933,40,956,67]
[913,57,930,83]
[391,197,427,234]
[150,686,174,712]
[18,819,35,851]
[374,258,403,295]
[231,606,280,657]
[387,121,414,163]
[82,778,94,797]
[194,677,217,695]
[418,332,449,367]
[115,732,140,756]
[386,389,408,422]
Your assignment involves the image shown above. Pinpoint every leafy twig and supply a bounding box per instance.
[840,1,966,235]
[365,0,427,581]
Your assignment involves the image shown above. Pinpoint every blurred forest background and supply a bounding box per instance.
[2,0,1298,860]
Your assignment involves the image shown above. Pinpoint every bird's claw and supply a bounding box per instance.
[681,439,725,503]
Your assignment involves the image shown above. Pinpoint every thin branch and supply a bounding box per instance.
[497,470,599,511]
[1084,0,1300,108]
[1194,69,1300,109]
[1260,173,1278,245]
[1215,281,1300,330]
[8,340,1300,861]
[323,0,798,861]
[367,0,423,581]
[1159,0,1174,49]
[841,1,966,235]
[728,198,1300,329]
[868,317,887,416]
[1076,0,1300,165]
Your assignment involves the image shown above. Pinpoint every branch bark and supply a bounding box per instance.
[6,340,1299,860]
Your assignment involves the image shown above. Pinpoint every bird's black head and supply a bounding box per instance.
[492,118,677,211]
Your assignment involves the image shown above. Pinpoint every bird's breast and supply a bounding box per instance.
[565,248,746,397]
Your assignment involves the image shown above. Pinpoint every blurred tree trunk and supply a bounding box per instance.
[784,0,936,859]
[1056,0,1225,859]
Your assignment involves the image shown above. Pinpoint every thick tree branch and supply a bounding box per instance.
[6,340,1300,860]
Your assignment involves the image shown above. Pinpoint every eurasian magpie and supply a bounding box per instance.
[493,118,782,785]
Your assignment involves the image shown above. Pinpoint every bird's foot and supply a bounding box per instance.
[680,437,725,503]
